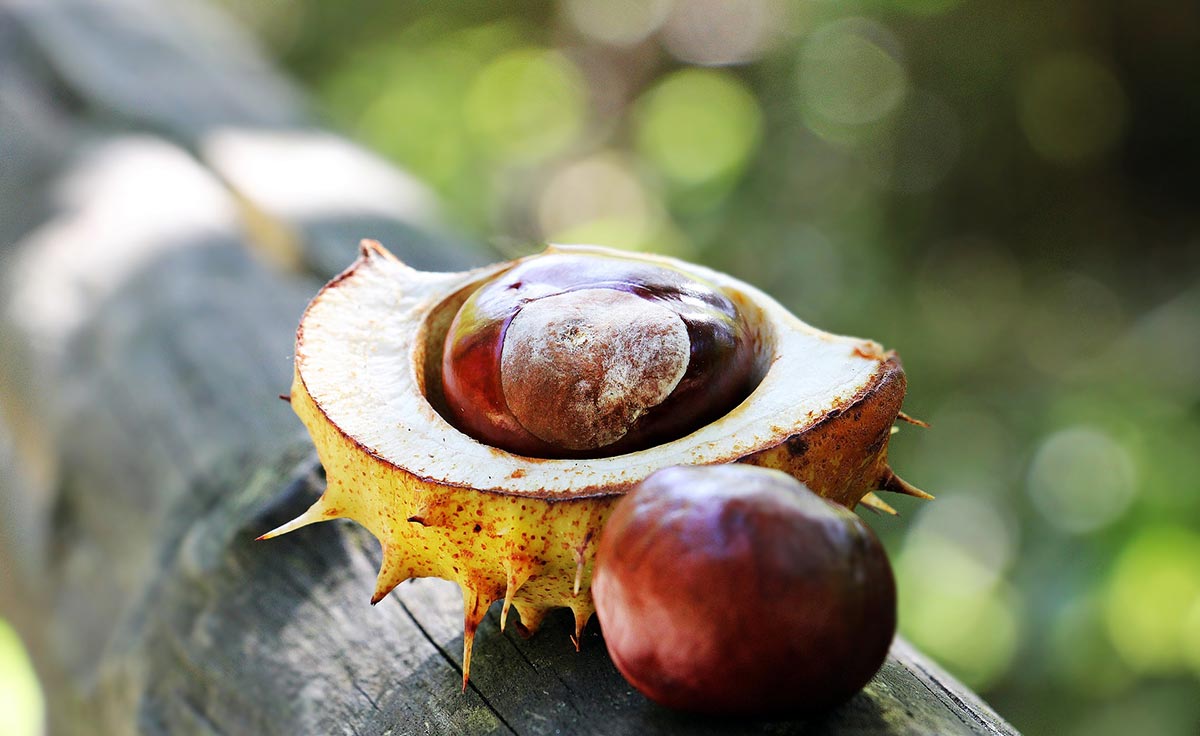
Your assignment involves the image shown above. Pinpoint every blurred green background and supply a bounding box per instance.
[242,2,1200,732]
[252,2,1200,733]
[6,0,1200,733]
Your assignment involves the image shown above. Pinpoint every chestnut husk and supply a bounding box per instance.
[260,241,926,687]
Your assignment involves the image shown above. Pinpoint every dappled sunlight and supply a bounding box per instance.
[6,138,239,355]
[0,620,43,736]
[633,69,763,193]
[536,152,662,250]
[1105,527,1200,676]
[1028,427,1137,534]
[797,19,908,130]
[561,0,671,47]
[1019,52,1128,165]
[658,0,786,66]
[465,48,586,164]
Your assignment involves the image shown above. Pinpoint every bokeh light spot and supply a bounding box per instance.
[908,402,1018,495]
[320,21,526,198]
[354,54,470,185]
[896,532,1022,689]
[1105,527,1200,675]
[324,45,470,187]
[537,153,663,251]
[1019,51,1127,165]
[634,68,762,188]
[659,0,782,66]
[1028,426,1137,534]
[910,496,1018,590]
[0,620,43,736]
[797,19,908,127]
[465,48,586,163]
[1184,599,1200,679]
[562,0,671,47]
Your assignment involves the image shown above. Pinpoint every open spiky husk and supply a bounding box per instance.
[261,241,927,686]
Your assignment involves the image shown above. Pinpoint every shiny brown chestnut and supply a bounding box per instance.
[441,251,757,458]
[591,464,897,715]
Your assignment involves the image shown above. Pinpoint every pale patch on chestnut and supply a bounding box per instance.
[500,289,690,450]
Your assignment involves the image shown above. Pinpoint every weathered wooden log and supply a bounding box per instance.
[0,134,1016,735]
[0,1,1019,733]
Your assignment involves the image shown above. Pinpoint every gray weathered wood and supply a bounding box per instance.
[201,127,487,276]
[3,0,491,277]
[6,0,307,138]
[0,137,1018,736]
[0,1,1020,734]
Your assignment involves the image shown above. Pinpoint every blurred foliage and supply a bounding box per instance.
[0,619,43,736]
[219,0,1200,732]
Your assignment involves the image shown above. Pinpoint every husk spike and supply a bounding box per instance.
[460,584,493,690]
[570,605,590,651]
[500,561,533,631]
[858,492,899,515]
[573,551,585,597]
[256,496,338,540]
[879,466,934,500]
[370,545,409,605]
[513,604,548,638]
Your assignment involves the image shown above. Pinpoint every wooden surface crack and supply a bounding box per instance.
[352,680,381,713]
[498,624,588,722]
[396,596,520,736]
[906,654,1008,736]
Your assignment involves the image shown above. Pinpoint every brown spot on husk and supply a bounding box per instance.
[741,359,920,509]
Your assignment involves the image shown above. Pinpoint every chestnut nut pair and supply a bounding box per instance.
[442,253,896,713]
[268,242,920,706]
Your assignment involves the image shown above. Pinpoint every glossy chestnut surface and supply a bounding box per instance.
[441,252,756,458]
[592,464,897,714]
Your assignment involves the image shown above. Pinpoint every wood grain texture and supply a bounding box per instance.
[136,459,1017,736]
[0,1,1019,733]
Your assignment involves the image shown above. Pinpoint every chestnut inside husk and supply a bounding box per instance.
[592,464,897,714]
[441,251,759,458]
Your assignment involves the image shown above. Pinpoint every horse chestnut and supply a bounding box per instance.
[592,464,896,714]
[441,250,756,458]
